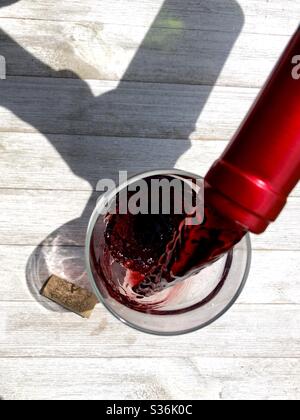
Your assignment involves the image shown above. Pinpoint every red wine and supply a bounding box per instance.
[133,198,246,297]
[90,174,246,309]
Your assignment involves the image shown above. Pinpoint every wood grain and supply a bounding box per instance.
[0,133,299,195]
[0,357,299,400]
[0,302,299,358]
[0,0,298,35]
[0,133,226,191]
[0,18,290,87]
[0,77,259,140]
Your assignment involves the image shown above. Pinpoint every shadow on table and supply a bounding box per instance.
[0,0,244,311]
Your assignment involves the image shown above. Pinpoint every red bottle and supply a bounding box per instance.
[205,27,300,234]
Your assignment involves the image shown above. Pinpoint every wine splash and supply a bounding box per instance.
[90,173,246,311]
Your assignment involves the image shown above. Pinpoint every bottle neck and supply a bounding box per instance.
[205,27,300,234]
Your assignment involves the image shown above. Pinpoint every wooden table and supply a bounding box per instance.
[0,0,299,400]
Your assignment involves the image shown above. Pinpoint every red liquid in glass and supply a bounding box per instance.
[90,175,246,310]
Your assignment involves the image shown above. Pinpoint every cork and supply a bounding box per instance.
[41,275,98,318]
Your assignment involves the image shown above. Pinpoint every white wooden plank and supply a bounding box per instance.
[0,18,290,87]
[192,357,300,400]
[0,188,298,249]
[241,251,300,304]
[0,357,299,400]
[0,134,226,191]
[0,302,299,358]
[0,357,201,400]
[1,246,300,305]
[0,77,258,140]
[1,133,299,196]
[253,199,300,251]
[0,189,93,246]
[0,0,298,36]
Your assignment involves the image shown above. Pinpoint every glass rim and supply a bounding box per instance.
[85,169,252,336]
